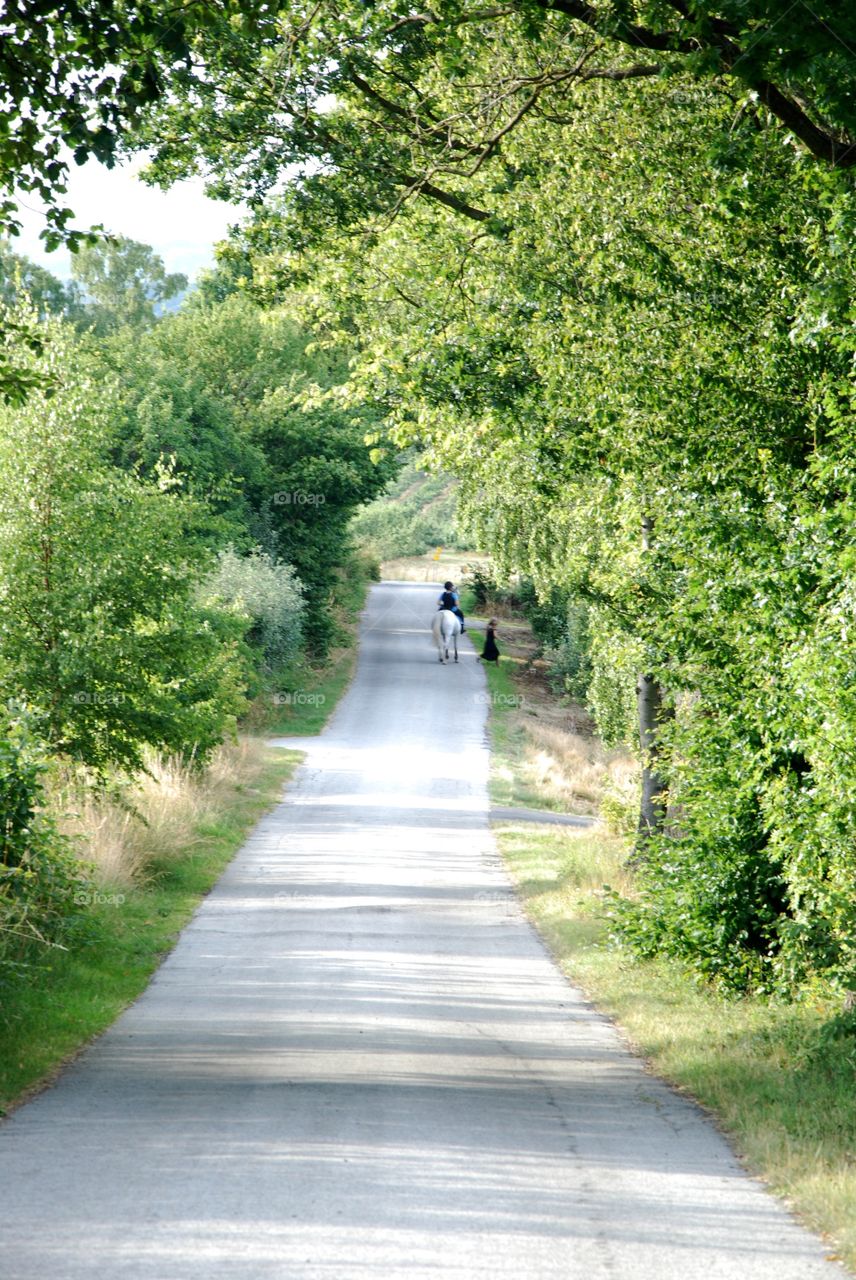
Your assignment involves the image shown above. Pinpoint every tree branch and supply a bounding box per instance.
[543,0,697,53]
[753,78,856,167]
[399,174,492,221]
[538,0,856,165]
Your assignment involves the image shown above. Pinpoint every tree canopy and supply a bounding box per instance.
[136,0,856,245]
[71,235,187,333]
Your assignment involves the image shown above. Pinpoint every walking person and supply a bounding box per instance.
[479,617,500,663]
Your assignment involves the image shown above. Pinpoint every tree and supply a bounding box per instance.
[0,242,82,320]
[211,68,856,993]
[137,0,856,249]
[71,236,186,333]
[101,292,395,651]
[0,313,246,772]
[0,1,256,248]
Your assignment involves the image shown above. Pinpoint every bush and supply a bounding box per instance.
[599,776,640,836]
[607,709,792,994]
[464,561,520,611]
[202,547,305,673]
[586,621,640,749]
[0,710,89,986]
[543,602,592,702]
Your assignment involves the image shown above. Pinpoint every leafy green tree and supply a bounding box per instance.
[104,310,268,545]
[71,236,186,334]
[0,242,82,320]
[137,0,856,252]
[104,292,395,651]
[0,1,276,248]
[214,65,856,992]
[0,314,246,773]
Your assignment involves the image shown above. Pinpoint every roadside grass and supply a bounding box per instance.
[484,641,856,1272]
[1,739,301,1114]
[468,615,636,821]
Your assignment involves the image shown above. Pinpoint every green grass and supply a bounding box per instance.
[487,688,856,1271]
[469,621,564,811]
[266,649,361,736]
[0,744,301,1114]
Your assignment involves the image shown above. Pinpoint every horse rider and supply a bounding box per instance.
[437,580,465,632]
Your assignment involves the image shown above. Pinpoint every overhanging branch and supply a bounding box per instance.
[538,0,856,165]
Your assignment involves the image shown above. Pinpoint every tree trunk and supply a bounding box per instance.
[636,514,672,847]
[636,671,670,842]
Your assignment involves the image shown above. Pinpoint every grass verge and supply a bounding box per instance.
[0,739,301,1114]
[486,661,856,1272]
[257,553,376,736]
[469,616,636,820]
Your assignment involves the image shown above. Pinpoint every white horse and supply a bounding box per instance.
[431,609,461,664]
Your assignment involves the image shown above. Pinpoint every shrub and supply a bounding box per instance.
[586,620,640,749]
[543,602,593,702]
[202,547,305,673]
[0,709,89,986]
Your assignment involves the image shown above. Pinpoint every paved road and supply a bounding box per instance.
[0,582,842,1279]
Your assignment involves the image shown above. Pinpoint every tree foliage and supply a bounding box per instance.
[0,0,263,247]
[202,546,305,675]
[0,315,246,772]
[71,236,187,333]
[0,241,82,320]
[102,292,395,650]
[136,0,856,250]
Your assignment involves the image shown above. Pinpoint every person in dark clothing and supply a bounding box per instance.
[479,618,500,663]
[437,580,465,632]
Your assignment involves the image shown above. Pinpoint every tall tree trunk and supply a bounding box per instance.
[636,671,670,841]
[636,514,672,846]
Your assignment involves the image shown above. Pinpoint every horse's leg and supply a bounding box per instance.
[453,632,459,662]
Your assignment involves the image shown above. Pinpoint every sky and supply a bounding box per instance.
[14,155,246,284]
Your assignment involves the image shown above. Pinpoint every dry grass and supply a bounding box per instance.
[470,600,638,822]
[51,737,270,889]
[520,720,638,818]
[380,551,490,582]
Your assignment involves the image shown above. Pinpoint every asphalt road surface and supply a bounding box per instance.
[0,582,842,1279]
